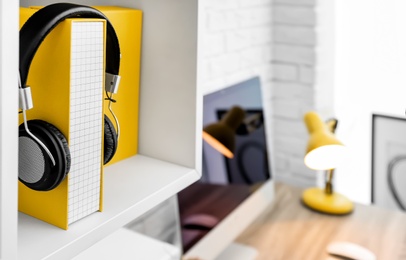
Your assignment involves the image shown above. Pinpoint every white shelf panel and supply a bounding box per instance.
[73,228,180,260]
[18,155,199,260]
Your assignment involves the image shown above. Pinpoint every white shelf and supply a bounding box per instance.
[18,155,199,260]
[1,0,201,258]
[73,228,180,260]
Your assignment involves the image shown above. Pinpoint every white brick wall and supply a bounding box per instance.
[202,0,317,186]
[201,0,273,98]
[274,25,316,45]
[273,5,316,25]
[272,0,317,186]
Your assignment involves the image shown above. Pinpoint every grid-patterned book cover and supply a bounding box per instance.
[68,21,104,224]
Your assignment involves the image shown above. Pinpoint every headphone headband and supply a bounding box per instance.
[19,3,120,86]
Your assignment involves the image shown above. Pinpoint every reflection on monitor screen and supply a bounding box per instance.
[217,109,270,185]
[179,77,275,259]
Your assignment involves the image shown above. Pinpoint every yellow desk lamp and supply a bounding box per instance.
[302,111,353,215]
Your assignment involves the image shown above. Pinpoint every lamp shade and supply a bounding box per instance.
[304,112,345,170]
[202,106,245,158]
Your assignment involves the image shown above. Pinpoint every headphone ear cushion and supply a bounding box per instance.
[104,115,118,165]
[18,120,71,191]
[41,121,71,190]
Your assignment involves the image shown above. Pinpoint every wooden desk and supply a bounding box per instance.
[236,183,406,260]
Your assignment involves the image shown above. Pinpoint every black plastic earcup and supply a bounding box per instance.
[18,120,71,191]
[104,115,118,164]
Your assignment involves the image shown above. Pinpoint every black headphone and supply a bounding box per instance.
[19,3,121,191]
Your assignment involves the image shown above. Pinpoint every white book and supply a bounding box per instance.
[68,20,104,225]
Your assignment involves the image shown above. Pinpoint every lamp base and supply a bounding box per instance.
[302,187,353,215]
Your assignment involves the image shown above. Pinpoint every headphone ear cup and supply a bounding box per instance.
[104,115,118,165]
[18,120,71,191]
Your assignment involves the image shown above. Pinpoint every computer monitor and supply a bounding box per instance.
[179,77,275,259]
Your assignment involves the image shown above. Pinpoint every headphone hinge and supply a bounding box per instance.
[19,87,34,111]
[105,73,120,94]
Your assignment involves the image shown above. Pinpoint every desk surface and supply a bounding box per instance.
[236,183,406,260]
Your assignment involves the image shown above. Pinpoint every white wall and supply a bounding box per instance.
[335,0,406,204]
[201,0,273,95]
[271,0,318,187]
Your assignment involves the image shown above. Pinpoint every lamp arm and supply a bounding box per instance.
[325,169,334,195]
[325,118,338,134]
[324,117,338,195]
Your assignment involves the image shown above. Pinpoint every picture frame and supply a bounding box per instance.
[371,114,406,211]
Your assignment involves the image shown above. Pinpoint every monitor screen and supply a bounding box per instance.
[216,108,270,185]
[178,77,273,256]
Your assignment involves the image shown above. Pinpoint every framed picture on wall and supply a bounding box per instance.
[372,114,406,211]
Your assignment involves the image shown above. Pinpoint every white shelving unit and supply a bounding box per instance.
[0,0,202,259]
[72,228,180,260]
